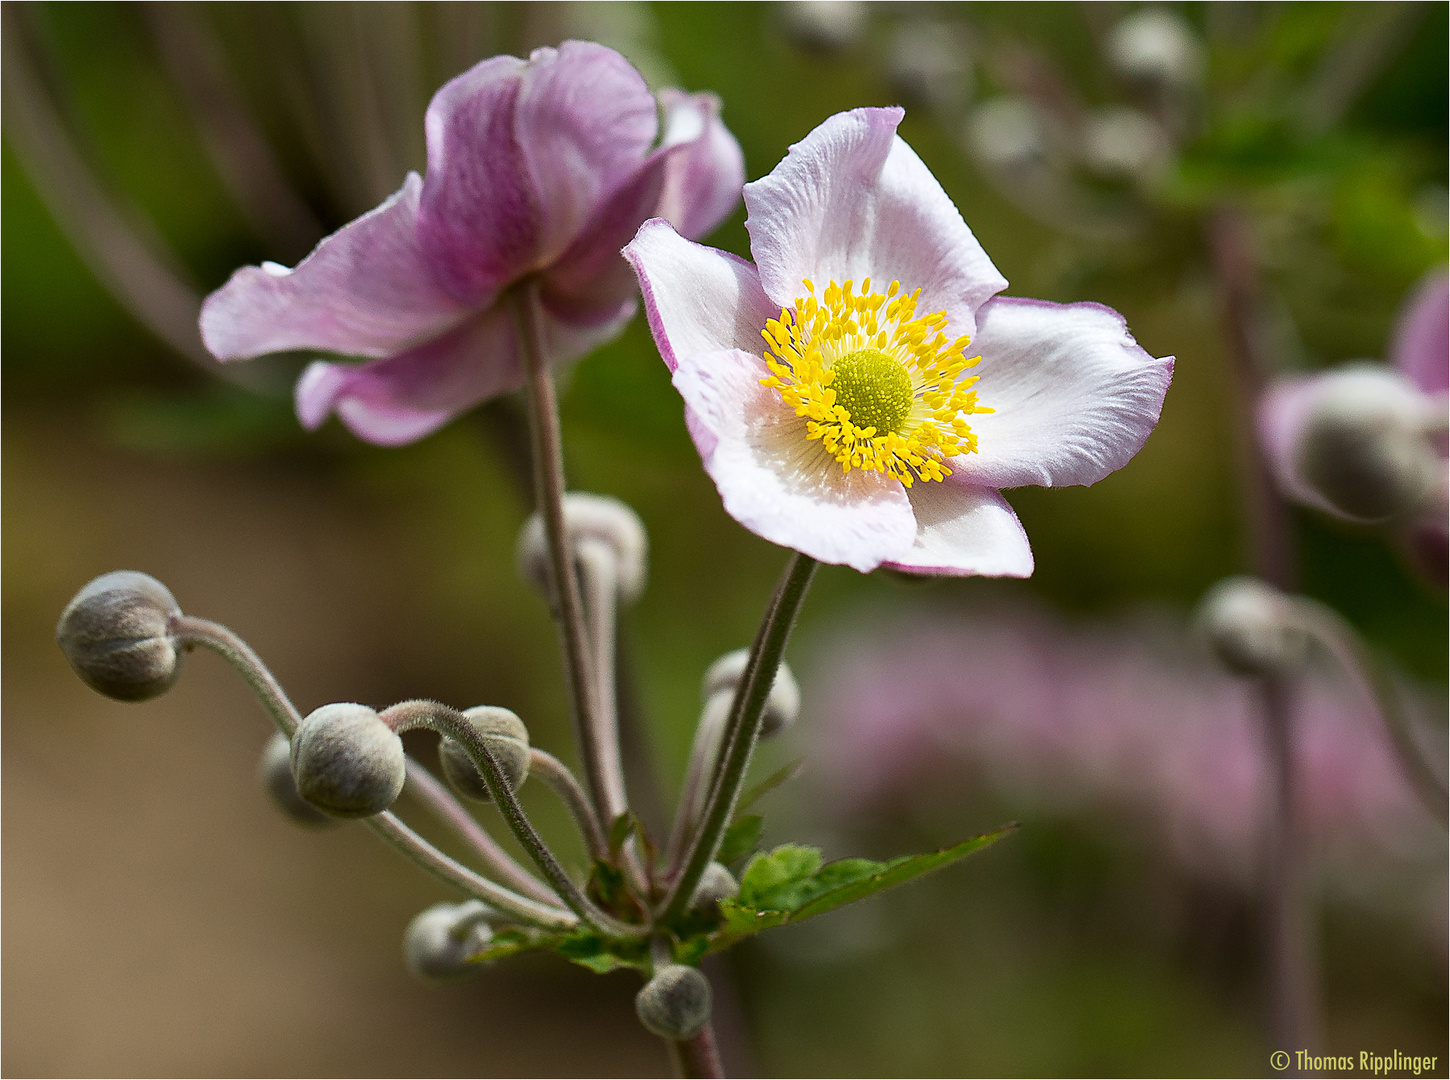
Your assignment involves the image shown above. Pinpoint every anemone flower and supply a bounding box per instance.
[625,107,1173,576]
[200,42,744,446]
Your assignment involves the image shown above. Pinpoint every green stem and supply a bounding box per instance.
[171,615,300,735]
[531,747,608,860]
[659,553,817,925]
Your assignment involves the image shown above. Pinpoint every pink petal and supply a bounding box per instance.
[954,297,1173,489]
[624,219,779,372]
[883,479,1034,577]
[294,307,520,446]
[655,90,746,241]
[743,107,1006,338]
[1257,375,1333,514]
[673,348,918,572]
[417,43,657,305]
[200,173,471,361]
[1390,270,1448,396]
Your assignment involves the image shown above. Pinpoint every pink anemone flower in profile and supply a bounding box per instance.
[624,107,1173,576]
[200,41,744,446]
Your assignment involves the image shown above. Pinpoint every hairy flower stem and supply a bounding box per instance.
[1207,206,1320,1061]
[664,694,730,876]
[171,615,302,735]
[1292,599,1448,826]
[660,554,818,925]
[509,281,627,827]
[669,1023,725,1080]
[531,748,609,860]
[382,700,643,940]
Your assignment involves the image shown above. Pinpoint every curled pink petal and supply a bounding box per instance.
[656,90,747,241]
[201,173,470,361]
[673,348,918,572]
[743,106,1007,337]
[884,479,1034,577]
[956,297,1174,489]
[1390,270,1449,396]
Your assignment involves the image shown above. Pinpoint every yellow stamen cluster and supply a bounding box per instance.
[759,278,991,486]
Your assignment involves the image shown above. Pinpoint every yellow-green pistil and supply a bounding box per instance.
[760,278,993,486]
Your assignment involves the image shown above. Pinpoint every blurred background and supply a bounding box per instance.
[3,2,1445,1076]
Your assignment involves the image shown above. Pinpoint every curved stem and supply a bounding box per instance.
[664,691,733,876]
[577,537,630,818]
[531,748,608,861]
[365,811,576,930]
[668,1023,725,1080]
[171,615,301,735]
[404,760,561,905]
[1292,599,1448,826]
[382,700,643,940]
[508,282,622,826]
[659,554,817,925]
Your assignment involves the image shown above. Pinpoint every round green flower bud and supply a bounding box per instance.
[438,706,531,803]
[56,571,182,702]
[403,901,493,984]
[635,965,712,1041]
[258,732,335,828]
[516,493,649,605]
[702,649,801,739]
[690,862,739,913]
[1198,577,1307,677]
[290,703,405,818]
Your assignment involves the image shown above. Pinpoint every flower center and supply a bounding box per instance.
[830,349,914,436]
[759,278,993,486]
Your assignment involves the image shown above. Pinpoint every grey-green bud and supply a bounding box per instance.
[702,649,801,739]
[403,901,493,984]
[438,706,531,803]
[1198,577,1307,677]
[635,965,712,1040]
[56,571,182,702]
[258,731,335,828]
[291,703,405,818]
[689,862,739,913]
[516,493,649,605]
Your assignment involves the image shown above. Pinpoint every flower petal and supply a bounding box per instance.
[1389,270,1448,396]
[883,479,1034,578]
[294,307,521,446]
[655,90,746,241]
[200,173,470,361]
[673,347,918,572]
[743,106,1006,336]
[954,297,1173,489]
[417,43,657,304]
[624,219,779,372]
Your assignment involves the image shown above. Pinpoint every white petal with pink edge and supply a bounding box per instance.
[884,480,1034,578]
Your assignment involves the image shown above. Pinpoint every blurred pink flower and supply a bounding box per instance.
[808,603,1443,883]
[200,42,744,446]
[625,107,1172,576]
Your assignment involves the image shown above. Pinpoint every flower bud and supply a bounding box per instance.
[635,964,712,1041]
[258,732,335,828]
[1081,107,1169,181]
[689,862,739,913]
[966,97,1049,174]
[779,0,867,54]
[1197,576,1306,677]
[56,571,182,702]
[702,649,801,739]
[437,706,531,803]
[886,22,971,113]
[517,493,648,604]
[403,901,493,984]
[1107,8,1203,89]
[290,703,405,818]
[1292,366,1439,523]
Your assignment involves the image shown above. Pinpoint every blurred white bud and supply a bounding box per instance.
[635,964,712,1040]
[779,1,868,54]
[56,571,182,702]
[1107,7,1204,88]
[291,703,405,818]
[690,862,740,913]
[258,731,335,828]
[438,706,531,803]
[1293,366,1441,523]
[517,493,648,605]
[966,97,1049,173]
[702,648,801,739]
[403,901,493,984]
[1081,106,1170,180]
[1197,577,1306,677]
[886,22,972,113]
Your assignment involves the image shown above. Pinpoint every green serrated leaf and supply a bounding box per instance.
[672,935,710,966]
[718,898,791,936]
[553,930,649,974]
[789,826,1017,922]
[716,814,763,865]
[737,844,823,911]
[467,927,560,964]
[736,758,805,813]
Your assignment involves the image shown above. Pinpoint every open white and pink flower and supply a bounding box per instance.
[624,107,1173,576]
